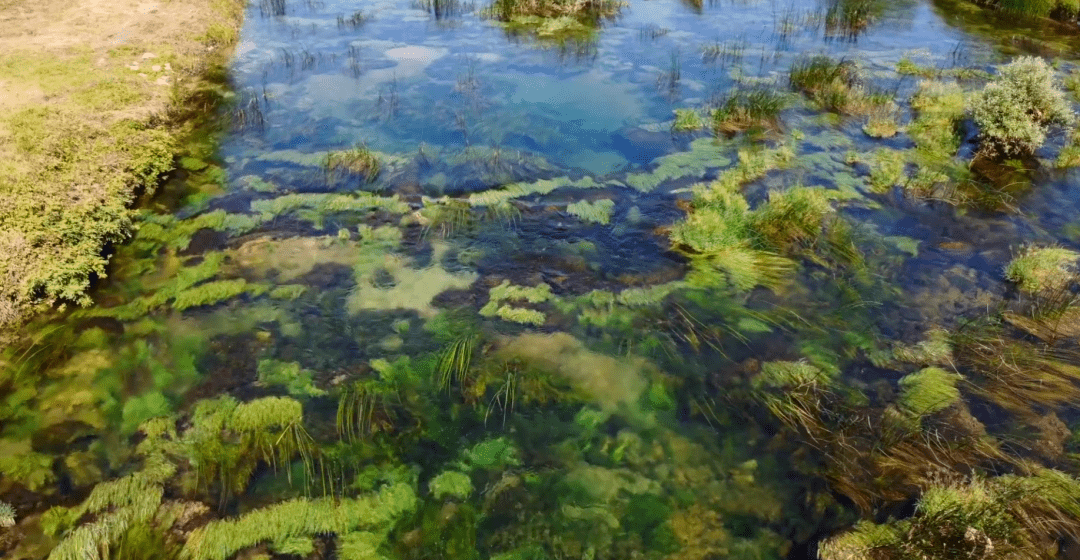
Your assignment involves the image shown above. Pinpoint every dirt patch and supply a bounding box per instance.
[0,0,246,333]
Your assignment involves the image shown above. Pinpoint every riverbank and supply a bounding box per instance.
[0,0,246,332]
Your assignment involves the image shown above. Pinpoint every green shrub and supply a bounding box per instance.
[970,56,1074,158]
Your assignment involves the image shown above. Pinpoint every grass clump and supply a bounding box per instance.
[486,0,624,39]
[789,55,888,115]
[711,87,786,134]
[821,471,1080,560]
[326,144,381,183]
[909,80,966,164]
[672,108,704,132]
[896,367,962,417]
[1004,245,1079,294]
[971,56,1074,158]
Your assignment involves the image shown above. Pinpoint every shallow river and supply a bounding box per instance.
[5,0,1080,558]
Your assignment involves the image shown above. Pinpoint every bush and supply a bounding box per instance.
[970,56,1074,158]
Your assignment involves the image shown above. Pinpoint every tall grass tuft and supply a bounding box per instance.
[711,87,786,134]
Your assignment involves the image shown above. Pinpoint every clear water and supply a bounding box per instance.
[5,0,1080,557]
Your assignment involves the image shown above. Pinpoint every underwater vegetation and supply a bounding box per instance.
[969,0,1080,21]
[326,144,382,184]
[711,87,787,135]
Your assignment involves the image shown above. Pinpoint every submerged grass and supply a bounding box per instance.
[326,144,381,184]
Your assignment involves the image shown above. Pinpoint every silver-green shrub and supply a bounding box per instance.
[970,56,1074,157]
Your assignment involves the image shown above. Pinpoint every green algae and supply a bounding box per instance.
[468,175,605,207]
[897,367,962,417]
[429,470,473,500]
[346,241,478,318]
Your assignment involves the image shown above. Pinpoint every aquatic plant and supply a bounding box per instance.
[257,359,326,397]
[672,108,704,132]
[711,87,786,134]
[437,334,477,393]
[1005,245,1079,294]
[862,105,900,138]
[429,470,473,500]
[820,470,1080,560]
[789,55,887,115]
[325,143,381,183]
[0,501,14,528]
[969,0,1080,20]
[824,0,886,39]
[909,80,966,164]
[485,0,624,27]
[181,483,418,560]
[566,198,615,225]
[971,56,1074,158]
[896,367,962,417]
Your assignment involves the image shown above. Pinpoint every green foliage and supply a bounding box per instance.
[789,56,885,115]
[897,367,962,416]
[1004,245,1079,294]
[566,198,615,225]
[460,437,522,471]
[480,280,553,325]
[487,0,624,25]
[821,470,1080,560]
[429,470,474,500]
[250,192,411,221]
[0,501,14,528]
[326,144,381,183]
[0,439,58,491]
[712,87,787,133]
[181,483,418,560]
[974,0,1080,19]
[257,359,326,397]
[172,279,264,311]
[971,56,1074,158]
[672,108,704,132]
[437,335,477,393]
[121,390,174,434]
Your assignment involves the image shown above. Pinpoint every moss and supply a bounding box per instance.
[1004,245,1079,293]
[429,470,474,500]
[480,280,554,324]
[0,439,57,492]
[566,199,615,225]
